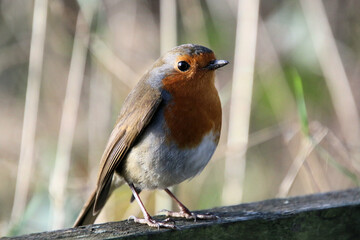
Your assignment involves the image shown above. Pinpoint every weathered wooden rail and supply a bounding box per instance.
[3,188,360,239]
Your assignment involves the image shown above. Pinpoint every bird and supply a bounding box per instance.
[74,44,229,229]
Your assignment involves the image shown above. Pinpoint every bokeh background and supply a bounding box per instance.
[1,0,360,236]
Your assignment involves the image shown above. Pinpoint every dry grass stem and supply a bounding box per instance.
[160,0,177,54]
[90,36,138,89]
[178,0,209,46]
[300,0,360,147]
[48,9,93,229]
[222,0,260,205]
[277,126,328,197]
[10,0,48,225]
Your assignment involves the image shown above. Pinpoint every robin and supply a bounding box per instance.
[74,44,229,229]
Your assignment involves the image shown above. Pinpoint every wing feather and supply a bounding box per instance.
[93,81,162,213]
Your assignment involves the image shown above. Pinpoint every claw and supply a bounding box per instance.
[128,215,177,229]
[162,188,218,222]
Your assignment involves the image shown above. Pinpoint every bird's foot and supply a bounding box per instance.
[159,209,218,221]
[128,215,178,229]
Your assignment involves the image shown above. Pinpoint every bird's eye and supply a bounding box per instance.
[177,61,190,72]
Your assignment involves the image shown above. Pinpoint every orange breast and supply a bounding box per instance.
[162,69,222,149]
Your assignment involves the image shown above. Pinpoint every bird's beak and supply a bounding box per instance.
[206,59,229,70]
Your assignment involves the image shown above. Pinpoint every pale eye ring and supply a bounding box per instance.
[177,61,190,72]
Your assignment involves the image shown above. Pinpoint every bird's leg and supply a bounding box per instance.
[127,183,177,229]
[161,188,218,220]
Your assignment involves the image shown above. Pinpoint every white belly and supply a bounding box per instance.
[120,110,218,190]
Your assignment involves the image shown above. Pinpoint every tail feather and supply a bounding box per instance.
[74,175,125,227]
[73,189,99,227]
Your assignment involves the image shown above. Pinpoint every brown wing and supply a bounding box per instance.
[93,80,162,214]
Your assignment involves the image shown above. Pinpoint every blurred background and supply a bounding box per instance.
[1,0,360,236]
